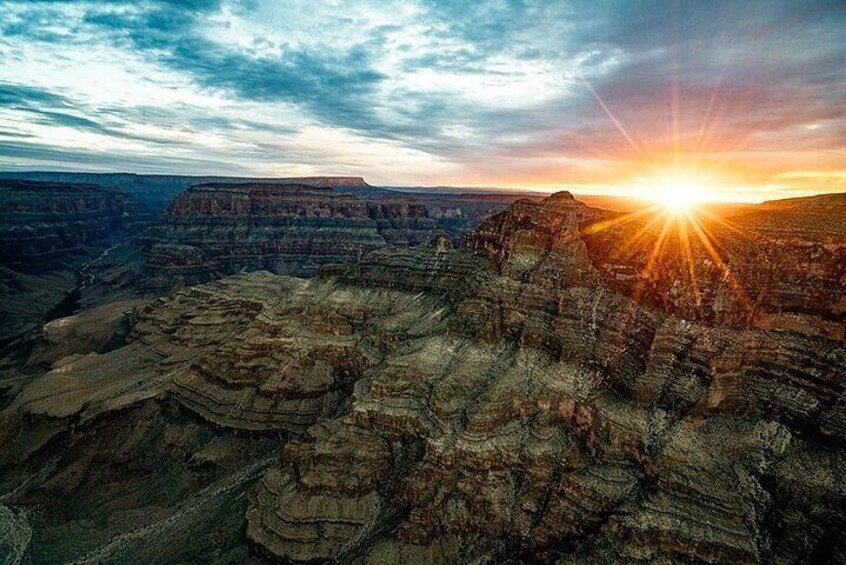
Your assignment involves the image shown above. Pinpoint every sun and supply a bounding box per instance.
[659,185,696,214]
[646,172,711,213]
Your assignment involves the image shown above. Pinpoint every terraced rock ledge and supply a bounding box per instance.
[0,192,843,563]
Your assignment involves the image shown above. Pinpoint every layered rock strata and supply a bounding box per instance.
[0,191,843,563]
[247,192,844,563]
[580,193,846,337]
[0,172,372,212]
[0,180,148,340]
[0,180,142,266]
[139,183,443,288]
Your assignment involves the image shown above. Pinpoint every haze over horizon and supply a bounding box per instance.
[1,0,844,202]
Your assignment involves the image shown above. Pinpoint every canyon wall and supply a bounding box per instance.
[580,193,846,338]
[0,180,148,341]
[138,182,522,289]
[1,191,842,563]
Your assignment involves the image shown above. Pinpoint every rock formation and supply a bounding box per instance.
[0,171,540,219]
[0,191,843,563]
[0,172,373,212]
[0,180,148,341]
[580,193,846,337]
[0,180,142,266]
[139,182,444,288]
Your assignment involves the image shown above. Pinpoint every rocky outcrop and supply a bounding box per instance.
[579,196,846,338]
[247,192,845,563]
[0,180,149,341]
[463,191,601,288]
[371,191,546,240]
[0,191,843,563]
[139,183,442,288]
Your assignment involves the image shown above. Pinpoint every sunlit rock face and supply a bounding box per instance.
[580,193,846,339]
[0,191,843,563]
[249,195,846,563]
[463,192,602,288]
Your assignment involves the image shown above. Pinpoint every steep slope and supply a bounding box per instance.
[0,192,843,564]
[0,180,149,341]
[138,182,443,288]
[580,193,846,338]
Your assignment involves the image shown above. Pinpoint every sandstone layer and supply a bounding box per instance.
[0,180,149,341]
[139,182,444,288]
[0,191,843,564]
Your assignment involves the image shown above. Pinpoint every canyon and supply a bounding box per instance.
[0,185,843,563]
[140,181,452,288]
[0,177,528,341]
[0,180,151,342]
[134,179,543,290]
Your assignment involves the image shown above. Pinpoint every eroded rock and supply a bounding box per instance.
[1,191,843,563]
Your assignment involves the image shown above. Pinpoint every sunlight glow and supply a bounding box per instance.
[645,172,712,213]
[581,166,762,329]
[657,184,696,212]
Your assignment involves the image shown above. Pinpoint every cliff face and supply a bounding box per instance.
[139,183,442,288]
[580,195,846,338]
[0,180,148,341]
[463,192,602,288]
[0,192,843,563]
[0,180,141,266]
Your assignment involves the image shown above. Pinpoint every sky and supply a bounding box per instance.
[0,0,844,201]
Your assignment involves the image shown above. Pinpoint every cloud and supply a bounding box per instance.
[0,81,210,147]
[0,0,844,195]
[0,139,255,174]
[0,83,71,108]
[74,1,400,138]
